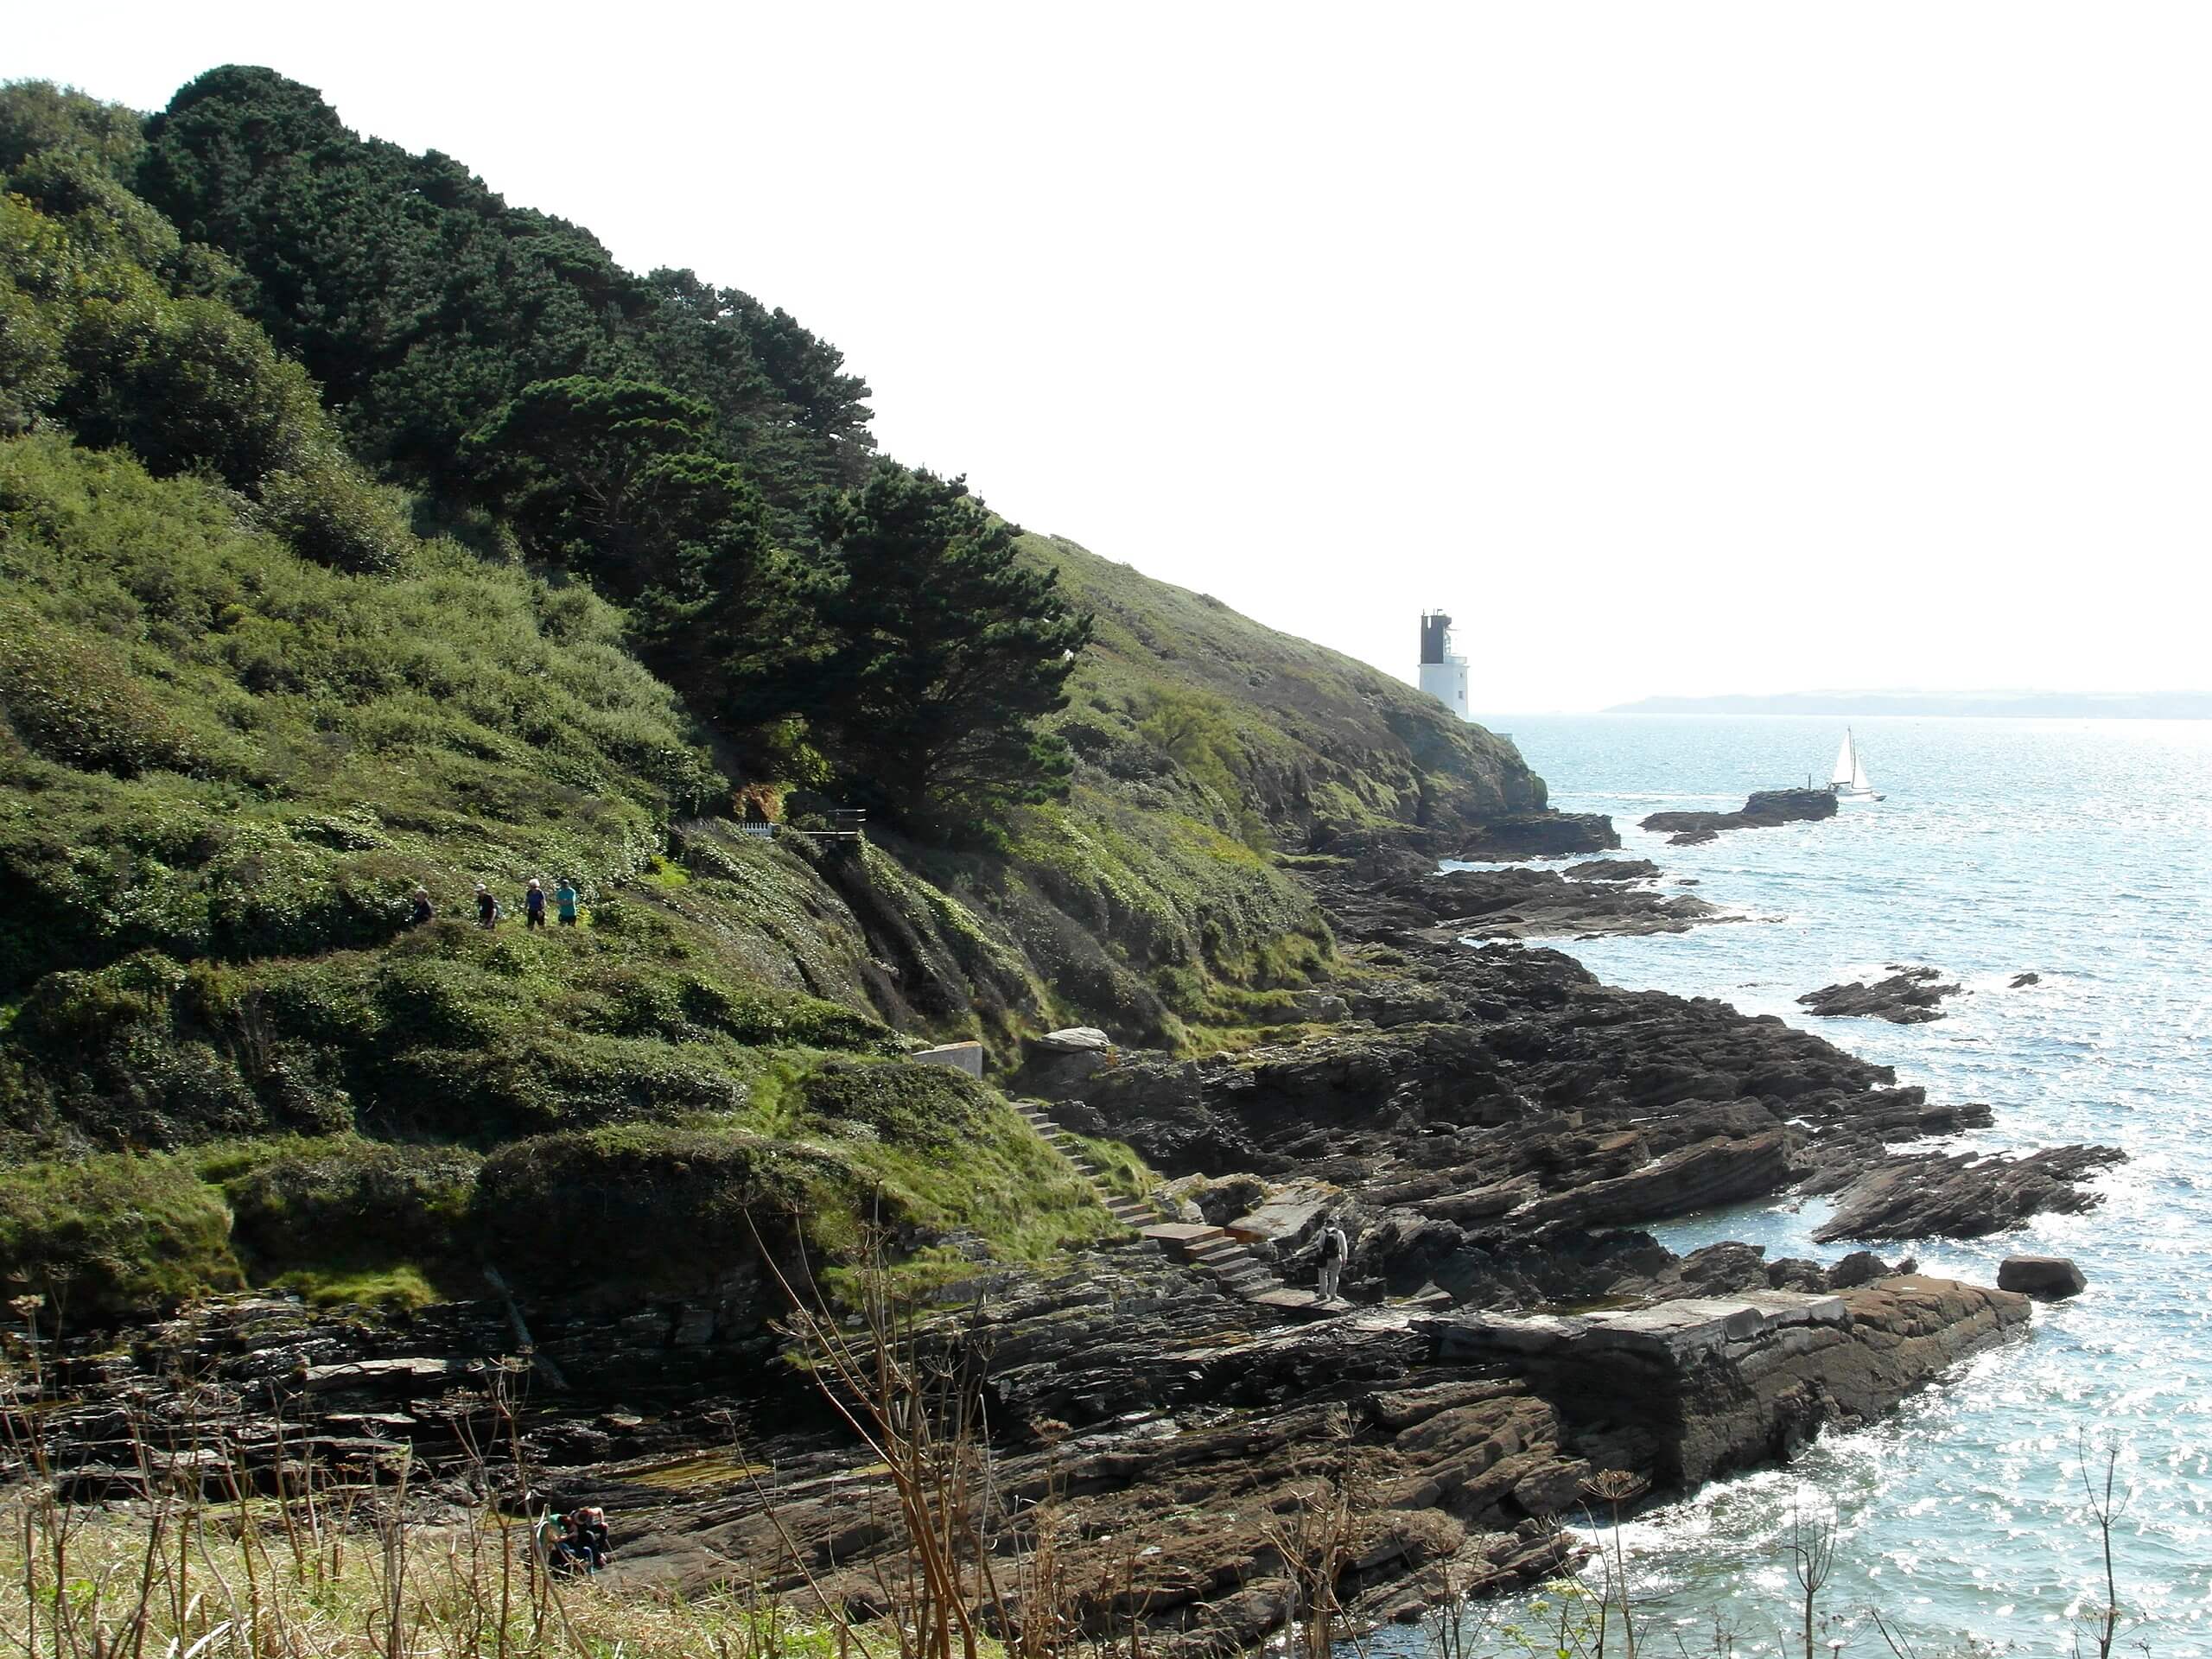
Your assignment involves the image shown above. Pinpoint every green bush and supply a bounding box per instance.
[0,613,210,777]
[252,453,410,575]
[360,1033,745,1143]
[224,1135,480,1270]
[677,976,895,1052]
[798,1058,991,1148]
[0,1152,242,1324]
[474,1124,863,1300]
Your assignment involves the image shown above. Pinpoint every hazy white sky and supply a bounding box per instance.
[13,3,2212,711]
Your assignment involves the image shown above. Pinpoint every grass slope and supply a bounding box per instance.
[0,86,1551,1335]
[1037,532,1544,836]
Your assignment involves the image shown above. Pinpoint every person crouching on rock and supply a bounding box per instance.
[571,1506,611,1568]
[536,1510,588,1576]
[1317,1217,1351,1302]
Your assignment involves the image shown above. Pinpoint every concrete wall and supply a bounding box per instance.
[912,1041,985,1078]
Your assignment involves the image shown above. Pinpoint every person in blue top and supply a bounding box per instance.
[556,877,579,926]
[524,877,547,929]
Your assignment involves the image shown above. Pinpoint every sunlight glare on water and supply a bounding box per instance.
[1389,716,2212,1657]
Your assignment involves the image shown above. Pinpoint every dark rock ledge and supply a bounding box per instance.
[1640,787,1839,846]
[1798,966,1962,1023]
[1300,846,1726,946]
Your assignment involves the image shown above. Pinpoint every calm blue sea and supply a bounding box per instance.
[1458,715,2212,1656]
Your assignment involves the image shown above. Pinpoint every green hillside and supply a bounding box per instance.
[0,73,1547,1332]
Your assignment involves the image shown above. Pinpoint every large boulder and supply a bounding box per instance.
[1036,1027,1111,1053]
[1996,1255,2088,1300]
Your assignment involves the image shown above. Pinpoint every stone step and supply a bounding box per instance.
[1139,1224,1225,1256]
[1248,1288,1340,1319]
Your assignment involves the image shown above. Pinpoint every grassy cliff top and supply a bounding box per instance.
[1041,533,1541,836]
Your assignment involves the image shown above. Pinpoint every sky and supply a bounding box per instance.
[11,3,2212,713]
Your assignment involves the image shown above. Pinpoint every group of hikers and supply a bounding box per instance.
[410,877,582,931]
[534,1505,612,1575]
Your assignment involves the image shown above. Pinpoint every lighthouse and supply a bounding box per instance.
[1419,611,1471,721]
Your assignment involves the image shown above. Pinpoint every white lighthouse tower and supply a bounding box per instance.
[1418,611,1471,721]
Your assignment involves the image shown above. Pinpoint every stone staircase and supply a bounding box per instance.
[1014,1103,1335,1319]
[1011,1101,1159,1234]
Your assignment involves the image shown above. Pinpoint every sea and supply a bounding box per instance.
[1422,715,2212,1656]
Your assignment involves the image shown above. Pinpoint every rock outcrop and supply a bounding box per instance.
[1812,1146,2126,1243]
[1997,1255,2088,1300]
[1300,857,1723,946]
[1434,1275,2028,1487]
[1449,812,1621,861]
[589,1260,2024,1652]
[1797,966,1962,1023]
[1639,788,1839,846]
[1055,933,2074,1287]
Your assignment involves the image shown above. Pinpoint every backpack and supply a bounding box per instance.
[1320,1227,1345,1262]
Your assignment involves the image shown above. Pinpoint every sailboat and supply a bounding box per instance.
[1828,728,1885,802]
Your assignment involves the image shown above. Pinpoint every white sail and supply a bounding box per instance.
[1850,751,1872,792]
[1831,732,1857,789]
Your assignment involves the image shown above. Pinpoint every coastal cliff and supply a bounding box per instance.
[0,69,2109,1658]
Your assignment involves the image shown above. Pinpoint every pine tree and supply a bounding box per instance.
[810,466,1091,830]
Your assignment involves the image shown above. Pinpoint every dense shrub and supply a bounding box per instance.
[798,1058,991,1148]
[0,436,719,997]
[251,452,410,576]
[676,976,895,1052]
[359,1033,746,1143]
[474,1125,863,1298]
[224,1136,480,1269]
[0,613,212,777]
[0,1152,241,1323]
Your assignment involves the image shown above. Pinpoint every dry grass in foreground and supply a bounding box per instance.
[0,1491,831,1659]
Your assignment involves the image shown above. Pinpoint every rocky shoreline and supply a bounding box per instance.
[1300,842,1729,945]
[2,809,2123,1653]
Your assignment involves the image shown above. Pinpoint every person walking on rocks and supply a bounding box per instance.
[1317,1217,1351,1302]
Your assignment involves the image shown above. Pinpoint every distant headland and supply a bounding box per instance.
[1605,690,2212,719]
